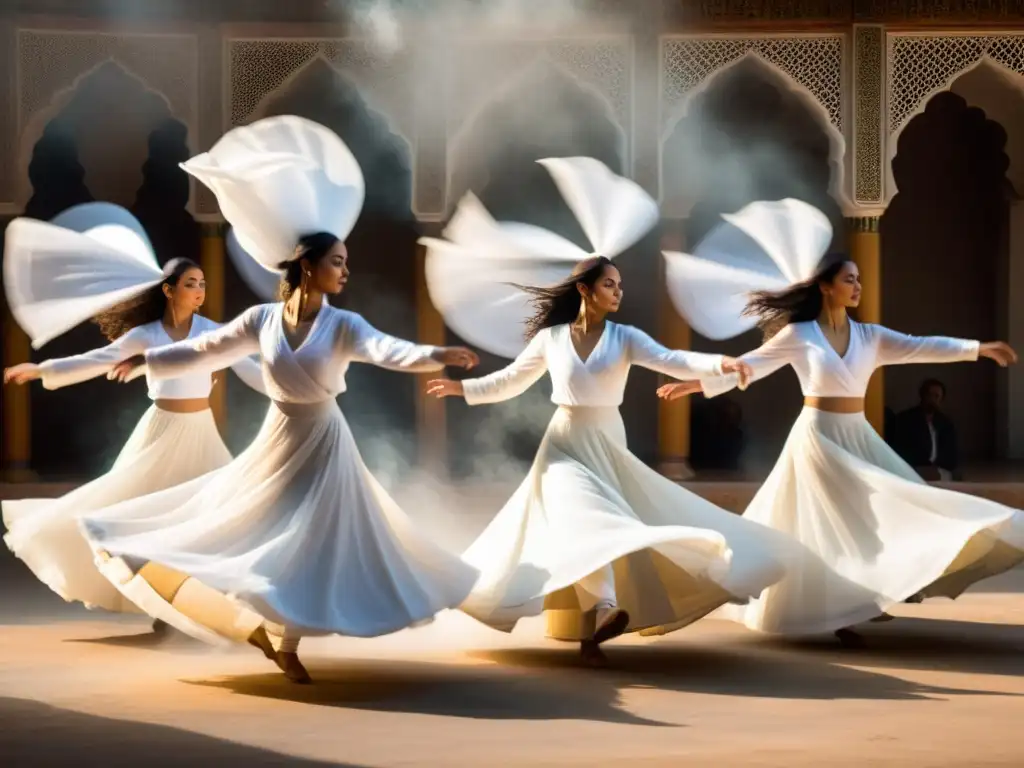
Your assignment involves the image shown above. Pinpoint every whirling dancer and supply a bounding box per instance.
[78,115,481,684]
[660,199,1024,645]
[421,158,795,666]
[2,203,265,625]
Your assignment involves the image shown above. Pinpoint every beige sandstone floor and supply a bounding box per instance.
[2,568,1024,767]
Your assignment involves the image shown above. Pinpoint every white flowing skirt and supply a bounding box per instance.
[460,406,793,641]
[2,406,231,612]
[79,400,479,641]
[724,408,1024,636]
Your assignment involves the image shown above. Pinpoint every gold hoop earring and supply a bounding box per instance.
[299,270,309,320]
[576,298,588,335]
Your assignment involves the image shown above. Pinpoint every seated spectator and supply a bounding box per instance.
[893,379,958,481]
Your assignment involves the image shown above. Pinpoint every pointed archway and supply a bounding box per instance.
[22,62,185,477]
[219,57,419,473]
[663,55,843,471]
[23,60,177,209]
[882,91,1013,463]
[443,60,631,476]
[132,117,200,265]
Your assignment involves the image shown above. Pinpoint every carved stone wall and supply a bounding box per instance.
[15,28,198,205]
[661,35,845,135]
[660,34,847,213]
[227,38,415,137]
[886,32,1024,202]
[444,36,632,213]
[853,24,884,205]
[226,37,417,213]
[0,21,15,209]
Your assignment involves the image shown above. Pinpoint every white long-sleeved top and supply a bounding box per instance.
[38,314,267,399]
[143,301,443,404]
[463,322,725,406]
[700,320,980,399]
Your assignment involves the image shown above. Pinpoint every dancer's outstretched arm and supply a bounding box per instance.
[345,313,478,373]
[190,318,267,395]
[622,325,750,382]
[872,325,1015,368]
[109,307,263,383]
[657,324,799,402]
[4,325,150,389]
[427,330,547,404]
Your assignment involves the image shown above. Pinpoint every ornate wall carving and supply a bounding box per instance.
[659,34,847,213]
[853,25,883,204]
[17,29,197,151]
[667,0,853,23]
[888,33,1024,138]
[446,37,632,147]
[444,37,632,214]
[885,32,1024,203]
[15,29,198,205]
[226,37,421,215]
[412,45,447,220]
[0,21,15,207]
[227,38,415,143]
[855,0,1024,23]
[660,35,845,136]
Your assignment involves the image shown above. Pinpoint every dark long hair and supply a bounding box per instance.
[277,231,341,300]
[743,255,852,340]
[518,256,613,342]
[92,257,201,341]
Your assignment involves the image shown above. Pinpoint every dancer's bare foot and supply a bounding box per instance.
[835,627,866,648]
[580,640,608,668]
[247,625,275,660]
[869,612,895,622]
[593,607,630,645]
[276,651,312,684]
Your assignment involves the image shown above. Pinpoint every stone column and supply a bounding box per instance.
[412,33,450,476]
[2,298,32,482]
[657,220,693,480]
[414,236,447,477]
[629,1,692,477]
[847,215,884,434]
[199,222,227,432]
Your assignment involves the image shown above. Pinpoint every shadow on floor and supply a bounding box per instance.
[468,642,1010,702]
[187,635,1012,727]
[0,696,365,767]
[65,626,211,654]
[187,655,676,727]
[747,615,1024,678]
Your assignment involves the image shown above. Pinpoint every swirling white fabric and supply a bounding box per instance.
[181,115,365,301]
[662,198,833,341]
[421,157,659,359]
[3,202,163,349]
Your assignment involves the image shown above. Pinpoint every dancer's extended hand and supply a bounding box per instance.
[3,364,40,387]
[108,354,146,382]
[432,346,480,370]
[426,378,465,398]
[656,380,702,401]
[980,341,1018,367]
[720,357,753,389]
[3,363,40,385]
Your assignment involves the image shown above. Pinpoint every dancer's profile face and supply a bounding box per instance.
[583,264,623,314]
[822,260,860,309]
[167,267,206,313]
[309,241,350,295]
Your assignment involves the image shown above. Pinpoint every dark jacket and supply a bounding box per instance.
[893,406,957,473]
